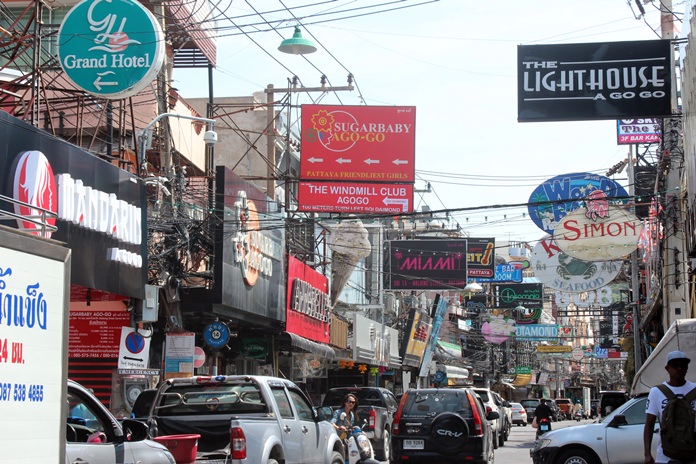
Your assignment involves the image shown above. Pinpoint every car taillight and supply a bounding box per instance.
[369,408,376,428]
[467,392,483,436]
[393,394,407,435]
[231,426,246,459]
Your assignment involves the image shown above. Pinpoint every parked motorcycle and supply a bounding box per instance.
[536,417,551,439]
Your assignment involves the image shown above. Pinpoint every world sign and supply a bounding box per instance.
[528,172,628,235]
[58,0,165,99]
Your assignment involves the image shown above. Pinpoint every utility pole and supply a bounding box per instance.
[264,82,354,202]
[660,0,688,327]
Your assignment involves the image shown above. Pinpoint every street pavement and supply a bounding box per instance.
[377,418,596,464]
[494,418,596,463]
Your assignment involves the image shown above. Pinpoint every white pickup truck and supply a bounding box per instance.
[139,375,345,464]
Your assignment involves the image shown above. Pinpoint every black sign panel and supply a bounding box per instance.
[385,239,468,290]
[0,112,146,298]
[466,237,496,278]
[214,167,285,322]
[492,283,543,309]
[518,40,672,122]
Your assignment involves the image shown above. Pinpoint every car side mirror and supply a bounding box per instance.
[503,401,511,407]
[607,414,628,427]
[316,406,334,422]
[121,419,149,442]
[487,411,500,421]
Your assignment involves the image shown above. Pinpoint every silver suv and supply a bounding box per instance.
[473,388,507,448]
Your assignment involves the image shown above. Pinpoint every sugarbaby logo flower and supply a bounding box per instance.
[311,110,334,146]
[307,109,360,152]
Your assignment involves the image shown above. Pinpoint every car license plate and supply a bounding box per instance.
[404,439,424,450]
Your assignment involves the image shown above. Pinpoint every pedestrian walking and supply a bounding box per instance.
[644,350,696,464]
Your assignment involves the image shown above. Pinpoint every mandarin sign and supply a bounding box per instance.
[230,191,277,286]
[300,105,416,182]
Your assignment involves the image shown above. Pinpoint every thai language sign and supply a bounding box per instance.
[518,40,672,122]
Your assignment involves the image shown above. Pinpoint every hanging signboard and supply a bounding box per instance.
[518,40,672,122]
[58,0,165,99]
[300,104,416,182]
[553,206,643,261]
[532,235,621,292]
[528,172,628,235]
[617,118,661,144]
[385,239,468,290]
[492,283,544,309]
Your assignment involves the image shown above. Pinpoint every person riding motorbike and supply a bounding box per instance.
[331,393,359,438]
[534,399,553,438]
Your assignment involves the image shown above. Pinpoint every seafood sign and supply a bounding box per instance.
[553,206,643,261]
[532,235,621,292]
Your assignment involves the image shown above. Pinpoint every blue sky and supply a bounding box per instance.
[174,0,681,243]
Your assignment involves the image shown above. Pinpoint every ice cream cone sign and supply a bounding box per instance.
[327,217,371,305]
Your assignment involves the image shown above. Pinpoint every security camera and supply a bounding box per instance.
[203,130,218,145]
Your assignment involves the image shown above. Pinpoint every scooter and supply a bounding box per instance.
[536,417,551,439]
[344,425,379,464]
[574,409,583,422]
[339,414,379,464]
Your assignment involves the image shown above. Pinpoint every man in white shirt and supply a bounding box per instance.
[644,350,696,464]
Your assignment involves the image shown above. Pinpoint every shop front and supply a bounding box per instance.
[0,112,148,409]
[178,167,285,377]
[277,255,335,404]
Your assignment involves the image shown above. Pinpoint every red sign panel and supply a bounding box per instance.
[69,309,131,358]
[301,104,416,182]
[297,181,413,214]
[286,255,330,344]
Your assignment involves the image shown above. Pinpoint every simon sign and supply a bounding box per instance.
[58,0,165,99]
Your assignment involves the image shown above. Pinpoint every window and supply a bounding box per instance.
[272,388,294,418]
[288,389,314,421]
[67,391,107,442]
[621,397,648,425]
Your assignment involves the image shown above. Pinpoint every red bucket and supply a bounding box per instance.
[153,434,200,464]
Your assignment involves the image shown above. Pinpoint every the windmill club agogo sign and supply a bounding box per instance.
[58,0,165,99]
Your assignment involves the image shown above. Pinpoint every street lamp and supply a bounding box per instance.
[138,112,217,175]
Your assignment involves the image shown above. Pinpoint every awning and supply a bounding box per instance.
[285,332,336,359]
[437,341,462,358]
[512,374,533,387]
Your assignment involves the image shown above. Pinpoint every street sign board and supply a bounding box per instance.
[58,0,165,99]
[300,104,416,182]
[297,181,413,214]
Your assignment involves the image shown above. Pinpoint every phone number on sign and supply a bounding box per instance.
[0,383,44,402]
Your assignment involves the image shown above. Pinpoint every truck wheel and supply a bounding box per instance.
[330,451,344,464]
[375,428,391,461]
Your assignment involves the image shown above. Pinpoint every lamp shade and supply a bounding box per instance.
[278,26,317,55]
[463,282,483,294]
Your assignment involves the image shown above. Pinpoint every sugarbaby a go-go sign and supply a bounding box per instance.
[300,105,416,182]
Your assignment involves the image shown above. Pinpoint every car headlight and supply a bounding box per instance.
[533,438,552,452]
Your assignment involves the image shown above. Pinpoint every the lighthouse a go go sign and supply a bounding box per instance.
[58,0,165,99]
